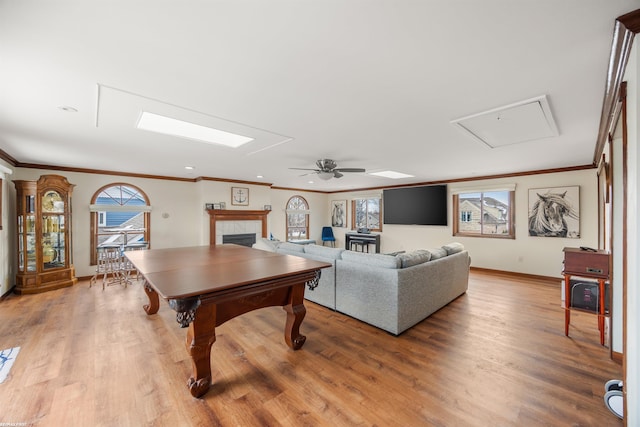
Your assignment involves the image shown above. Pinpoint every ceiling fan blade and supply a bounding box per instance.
[289,167,320,171]
[334,168,366,173]
[333,171,344,178]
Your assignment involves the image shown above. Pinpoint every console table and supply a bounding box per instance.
[345,232,381,253]
[562,247,610,345]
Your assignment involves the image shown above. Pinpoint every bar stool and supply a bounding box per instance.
[90,245,110,288]
[123,241,148,281]
[89,245,127,290]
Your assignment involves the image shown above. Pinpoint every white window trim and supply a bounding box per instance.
[450,183,516,194]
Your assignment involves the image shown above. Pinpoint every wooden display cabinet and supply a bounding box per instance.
[14,175,77,294]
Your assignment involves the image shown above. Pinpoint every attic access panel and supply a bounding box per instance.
[451,95,559,149]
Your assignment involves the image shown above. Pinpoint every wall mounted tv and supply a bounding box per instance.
[383,185,448,226]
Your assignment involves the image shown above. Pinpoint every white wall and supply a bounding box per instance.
[0,160,14,296]
[194,180,273,245]
[612,131,625,355]
[2,167,597,281]
[333,169,598,278]
[269,189,329,243]
[11,168,202,277]
[623,38,639,426]
[6,168,329,279]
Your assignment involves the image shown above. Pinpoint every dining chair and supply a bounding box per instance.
[321,227,336,247]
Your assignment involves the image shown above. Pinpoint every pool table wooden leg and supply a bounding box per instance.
[143,280,160,315]
[283,283,307,350]
[186,303,216,398]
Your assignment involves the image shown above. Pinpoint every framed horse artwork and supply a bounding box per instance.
[528,186,580,238]
[331,200,347,228]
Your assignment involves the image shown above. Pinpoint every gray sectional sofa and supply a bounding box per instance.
[252,239,470,335]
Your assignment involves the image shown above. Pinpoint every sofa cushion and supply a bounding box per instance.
[304,244,345,260]
[340,250,401,269]
[397,249,432,268]
[442,242,465,255]
[252,238,280,252]
[427,247,448,260]
[276,242,306,253]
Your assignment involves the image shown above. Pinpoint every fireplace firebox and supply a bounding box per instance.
[222,233,257,248]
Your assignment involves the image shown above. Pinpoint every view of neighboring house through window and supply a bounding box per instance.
[90,183,150,264]
[352,197,382,232]
[453,190,515,238]
[286,196,309,241]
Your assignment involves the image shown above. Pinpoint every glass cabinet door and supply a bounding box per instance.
[26,214,36,271]
[17,195,37,273]
[41,190,66,270]
[42,214,66,269]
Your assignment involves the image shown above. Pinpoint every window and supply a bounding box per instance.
[453,190,514,238]
[97,211,107,227]
[90,183,151,264]
[352,197,382,232]
[286,196,309,241]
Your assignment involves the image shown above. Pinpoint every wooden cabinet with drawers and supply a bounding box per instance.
[562,247,610,345]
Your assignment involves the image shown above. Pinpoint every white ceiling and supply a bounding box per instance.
[0,1,638,191]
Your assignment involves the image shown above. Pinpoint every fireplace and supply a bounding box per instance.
[222,233,257,248]
[207,209,271,246]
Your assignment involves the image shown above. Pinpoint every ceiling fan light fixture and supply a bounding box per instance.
[318,171,334,180]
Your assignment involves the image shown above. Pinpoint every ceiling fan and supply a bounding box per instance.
[290,159,366,180]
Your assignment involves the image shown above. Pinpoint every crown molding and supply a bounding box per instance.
[594,8,640,163]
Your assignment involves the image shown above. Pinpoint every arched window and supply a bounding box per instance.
[89,183,151,264]
[286,196,309,241]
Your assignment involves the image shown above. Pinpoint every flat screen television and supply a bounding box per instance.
[383,185,447,226]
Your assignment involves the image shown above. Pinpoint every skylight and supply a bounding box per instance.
[136,111,254,148]
[370,171,414,179]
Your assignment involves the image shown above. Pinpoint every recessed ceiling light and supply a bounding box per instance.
[136,111,254,148]
[257,175,264,179]
[308,180,315,184]
[58,106,78,112]
[370,171,414,179]
[184,166,195,170]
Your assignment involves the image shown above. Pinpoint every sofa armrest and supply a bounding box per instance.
[395,250,469,332]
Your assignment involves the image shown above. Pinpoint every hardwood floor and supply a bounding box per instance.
[0,270,622,426]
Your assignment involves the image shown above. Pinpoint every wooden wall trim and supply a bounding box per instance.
[0,149,18,166]
[9,159,594,195]
[594,9,640,165]
[470,266,561,283]
[619,9,640,33]
[195,176,272,187]
[323,164,595,194]
[612,351,624,364]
